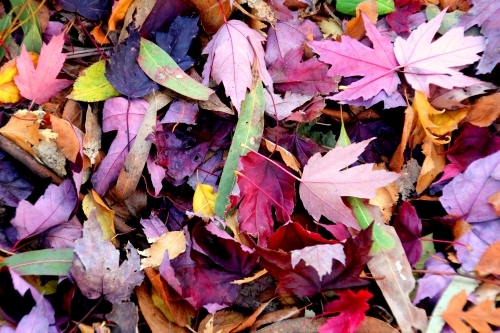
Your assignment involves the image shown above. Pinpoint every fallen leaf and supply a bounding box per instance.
[474,241,500,276]
[14,33,72,107]
[57,0,112,20]
[193,183,218,216]
[108,0,135,31]
[299,138,400,229]
[0,110,40,156]
[344,0,378,40]
[386,0,422,33]
[139,230,186,268]
[68,60,120,102]
[462,92,500,127]
[0,54,37,103]
[442,290,500,333]
[0,151,34,207]
[393,201,422,267]
[82,190,116,243]
[70,210,144,303]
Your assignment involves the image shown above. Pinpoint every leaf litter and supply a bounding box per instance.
[0,0,500,332]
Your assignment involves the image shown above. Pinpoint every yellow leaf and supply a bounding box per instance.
[67,60,120,102]
[0,53,38,104]
[264,139,301,174]
[139,230,186,268]
[416,136,445,194]
[0,110,40,155]
[413,91,467,144]
[193,183,218,216]
[318,18,343,39]
[82,190,117,244]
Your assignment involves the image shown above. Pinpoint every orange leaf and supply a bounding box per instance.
[345,0,378,40]
[442,290,500,333]
[0,111,40,155]
[475,241,500,276]
[462,92,500,127]
[50,115,81,163]
[108,0,135,31]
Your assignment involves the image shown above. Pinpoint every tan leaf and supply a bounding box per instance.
[0,110,40,155]
[139,231,187,268]
[62,99,83,130]
[192,0,234,34]
[462,92,500,127]
[83,105,102,166]
[82,190,117,244]
[475,241,500,276]
[50,114,80,163]
[264,139,301,174]
[416,137,445,194]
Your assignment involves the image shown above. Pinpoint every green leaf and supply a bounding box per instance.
[0,14,12,61]
[298,121,336,149]
[215,81,265,216]
[338,119,395,253]
[0,248,74,276]
[68,60,120,102]
[11,0,42,53]
[336,0,395,15]
[138,38,213,101]
[426,4,465,35]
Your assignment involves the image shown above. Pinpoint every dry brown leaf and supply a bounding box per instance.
[145,268,195,327]
[232,298,275,332]
[442,290,500,333]
[114,93,172,201]
[416,136,446,194]
[139,230,187,268]
[198,311,245,333]
[475,241,500,277]
[344,0,378,40]
[83,105,102,166]
[473,282,500,304]
[440,0,470,11]
[33,139,67,177]
[357,316,399,333]
[239,0,277,24]
[250,307,301,332]
[263,139,301,174]
[231,269,268,285]
[369,164,399,223]
[253,317,327,333]
[50,114,80,163]
[118,0,157,43]
[462,92,500,127]
[192,0,234,34]
[390,104,416,172]
[62,99,83,130]
[488,191,500,217]
[452,219,473,240]
[136,283,190,333]
[0,110,40,156]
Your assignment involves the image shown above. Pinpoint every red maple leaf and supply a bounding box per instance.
[14,33,72,107]
[318,289,373,333]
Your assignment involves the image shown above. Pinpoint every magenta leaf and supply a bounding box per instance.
[235,152,296,244]
[269,47,339,95]
[70,210,144,303]
[268,221,339,252]
[386,0,422,33]
[41,216,82,249]
[140,215,168,239]
[11,179,77,240]
[308,14,400,103]
[91,97,149,196]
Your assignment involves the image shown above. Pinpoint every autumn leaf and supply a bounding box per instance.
[14,33,72,107]
[71,210,144,303]
[0,110,40,156]
[193,183,218,216]
[201,20,272,113]
[67,60,120,102]
[0,53,37,103]
[442,290,500,333]
[299,138,400,229]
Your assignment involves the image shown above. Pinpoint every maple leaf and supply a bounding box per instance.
[91,97,149,196]
[308,13,400,103]
[235,152,296,244]
[442,290,500,333]
[299,138,400,229]
[318,289,373,333]
[257,225,373,297]
[201,20,272,113]
[269,47,339,95]
[70,210,144,303]
[458,0,500,74]
[394,9,485,96]
[11,179,77,240]
[14,33,72,107]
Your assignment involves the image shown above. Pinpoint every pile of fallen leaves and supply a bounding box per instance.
[0,0,500,331]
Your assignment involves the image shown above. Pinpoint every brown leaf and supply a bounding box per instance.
[357,316,399,333]
[263,139,301,174]
[191,0,234,34]
[390,104,416,172]
[253,317,328,333]
[442,290,500,333]
[369,164,399,223]
[462,92,500,127]
[136,283,190,333]
[488,190,500,217]
[345,0,378,40]
[62,99,83,130]
[416,137,446,194]
[83,105,102,166]
[0,111,40,156]
[198,311,245,333]
[250,307,301,332]
[50,115,80,163]
[475,241,500,276]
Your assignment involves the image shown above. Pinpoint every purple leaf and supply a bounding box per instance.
[42,215,82,249]
[70,210,144,303]
[105,28,159,98]
[265,19,322,66]
[154,16,199,71]
[269,47,338,95]
[141,215,168,239]
[11,179,77,240]
[187,150,224,189]
[0,152,33,207]
[264,90,312,121]
[140,0,190,38]
[57,0,112,20]
[160,100,198,125]
[91,97,149,196]
[440,150,500,223]
[413,253,454,304]
[146,154,165,196]
[15,295,56,333]
[455,220,500,271]
[393,201,422,267]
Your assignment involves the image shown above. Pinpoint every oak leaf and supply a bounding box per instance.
[14,33,72,107]
[442,290,500,333]
[299,138,400,229]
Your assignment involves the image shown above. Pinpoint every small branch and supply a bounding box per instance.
[412,269,500,286]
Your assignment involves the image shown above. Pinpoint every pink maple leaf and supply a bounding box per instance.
[299,139,400,229]
[14,33,72,107]
[308,14,400,102]
[318,289,373,333]
[201,20,272,113]
[394,9,485,96]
